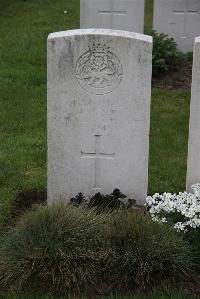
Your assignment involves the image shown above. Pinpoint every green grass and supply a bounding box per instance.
[149,89,190,194]
[0,0,190,227]
[145,0,154,33]
[0,0,79,227]
[0,289,198,299]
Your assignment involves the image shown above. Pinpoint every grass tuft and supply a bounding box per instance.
[107,210,195,290]
[0,204,107,295]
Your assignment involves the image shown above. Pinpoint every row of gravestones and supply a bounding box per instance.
[47,28,200,205]
[81,0,200,53]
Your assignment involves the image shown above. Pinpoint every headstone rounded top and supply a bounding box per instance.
[48,29,152,44]
[195,36,200,44]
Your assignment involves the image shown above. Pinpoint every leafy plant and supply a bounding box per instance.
[151,30,184,77]
[70,189,136,212]
[0,204,108,295]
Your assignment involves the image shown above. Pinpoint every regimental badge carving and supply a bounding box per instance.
[75,43,123,95]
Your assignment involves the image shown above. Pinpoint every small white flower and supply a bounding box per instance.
[174,222,186,232]
[64,10,68,14]
[161,217,167,223]
[146,183,200,232]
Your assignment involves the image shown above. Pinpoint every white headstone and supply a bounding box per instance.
[80,0,145,33]
[153,0,200,53]
[47,29,152,204]
[187,37,200,190]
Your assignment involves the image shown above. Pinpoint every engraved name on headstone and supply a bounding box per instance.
[47,29,152,204]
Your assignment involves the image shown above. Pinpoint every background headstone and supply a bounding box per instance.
[153,0,200,53]
[187,37,200,190]
[47,29,152,204]
[80,0,145,33]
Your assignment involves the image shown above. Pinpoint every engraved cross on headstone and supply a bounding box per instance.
[173,0,199,37]
[98,1,127,29]
[98,10,127,16]
[81,135,115,189]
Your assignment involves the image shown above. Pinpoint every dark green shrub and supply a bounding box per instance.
[107,210,195,289]
[0,204,108,295]
[70,189,136,211]
[151,30,184,77]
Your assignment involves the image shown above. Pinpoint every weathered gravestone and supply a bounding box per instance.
[47,29,152,204]
[187,37,200,190]
[153,0,200,53]
[80,0,145,33]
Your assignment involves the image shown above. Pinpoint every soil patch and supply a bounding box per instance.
[10,188,145,222]
[152,61,192,91]
[11,189,47,221]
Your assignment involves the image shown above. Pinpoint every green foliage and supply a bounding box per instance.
[107,211,194,289]
[70,189,136,211]
[0,205,107,295]
[151,30,184,77]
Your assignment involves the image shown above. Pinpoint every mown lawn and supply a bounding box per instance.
[0,0,79,227]
[145,0,154,33]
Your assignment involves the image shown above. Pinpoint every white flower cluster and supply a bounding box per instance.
[146,183,200,232]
